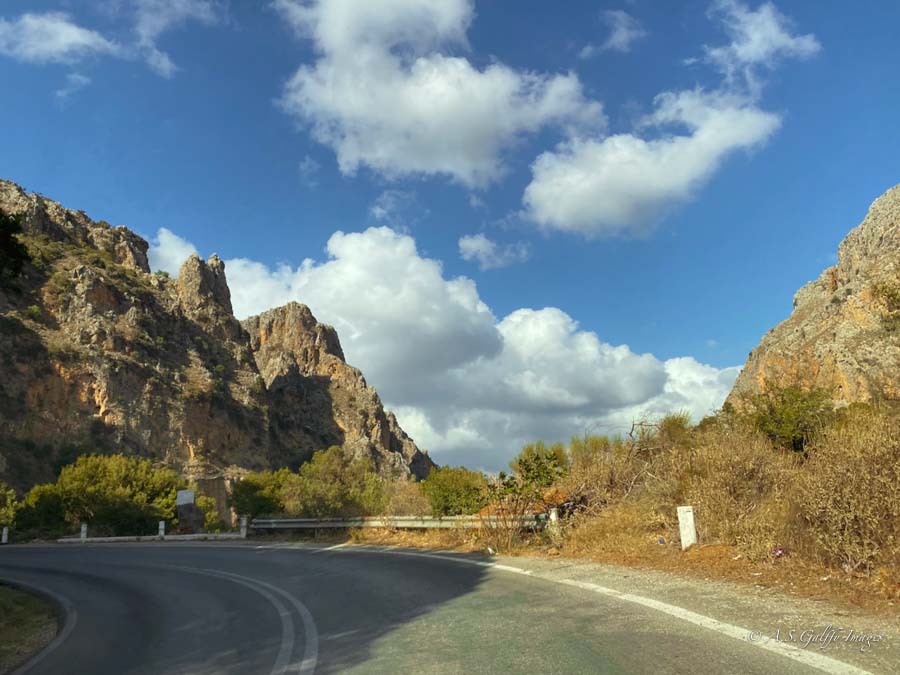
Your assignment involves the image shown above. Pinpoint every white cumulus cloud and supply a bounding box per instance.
[523,0,818,237]
[459,234,531,270]
[524,89,780,236]
[148,227,199,275]
[273,0,604,187]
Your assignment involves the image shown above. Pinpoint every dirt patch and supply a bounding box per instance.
[0,584,58,674]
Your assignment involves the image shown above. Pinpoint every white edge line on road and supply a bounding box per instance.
[169,566,297,675]
[300,544,873,675]
[170,565,319,675]
[3,578,79,675]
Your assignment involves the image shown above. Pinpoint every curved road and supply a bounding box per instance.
[0,543,828,674]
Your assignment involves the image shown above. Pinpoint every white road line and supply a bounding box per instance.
[170,565,318,675]
[305,544,873,675]
[170,566,296,675]
[1,577,79,675]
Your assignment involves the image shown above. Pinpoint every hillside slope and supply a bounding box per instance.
[727,183,900,406]
[0,179,433,492]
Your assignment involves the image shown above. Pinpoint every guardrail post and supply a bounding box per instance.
[80,523,88,541]
[677,505,697,550]
[1,526,8,544]
[240,516,248,539]
[158,520,166,539]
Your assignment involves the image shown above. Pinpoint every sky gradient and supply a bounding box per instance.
[2,1,898,469]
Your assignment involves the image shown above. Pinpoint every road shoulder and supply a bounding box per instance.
[0,583,58,674]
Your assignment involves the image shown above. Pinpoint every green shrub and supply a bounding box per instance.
[746,386,835,453]
[23,305,42,321]
[54,454,183,536]
[229,470,290,518]
[510,441,568,488]
[196,493,227,533]
[0,211,30,291]
[0,481,17,527]
[421,466,489,517]
[14,484,66,537]
[281,447,386,518]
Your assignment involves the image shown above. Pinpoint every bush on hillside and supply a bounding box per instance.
[382,479,430,517]
[646,421,798,560]
[229,469,291,518]
[280,446,387,518]
[53,454,183,536]
[745,386,835,453]
[509,441,568,488]
[0,211,30,291]
[421,466,489,517]
[14,484,67,538]
[794,406,900,576]
[0,481,17,527]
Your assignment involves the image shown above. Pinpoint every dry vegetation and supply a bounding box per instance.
[557,400,900,608]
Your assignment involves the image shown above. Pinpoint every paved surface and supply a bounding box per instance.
[0,542,865,674]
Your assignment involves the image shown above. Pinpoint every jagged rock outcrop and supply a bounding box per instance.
[0,179,433,493]
[242,303,432,477]
[727,184,900,406]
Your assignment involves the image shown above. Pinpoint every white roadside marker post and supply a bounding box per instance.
[1,526,8,544]
[677,506,697,550]
[80,523,88,542]
[159,520,166,540]
[240,516,248,539]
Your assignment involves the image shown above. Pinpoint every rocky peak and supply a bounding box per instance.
[176,253,234,316]
[242,303,435,479]
[727,183,900,407]
[0,179,150,273]
[242,301,346,382]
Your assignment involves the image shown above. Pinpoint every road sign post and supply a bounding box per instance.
[240,516,248,539]
[80,523,88,541]
[159,520,166,539]
[1,526,7,544]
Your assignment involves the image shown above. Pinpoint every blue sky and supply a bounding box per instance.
[1,1,898,469]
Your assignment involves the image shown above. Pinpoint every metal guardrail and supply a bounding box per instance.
[250,515,546,530]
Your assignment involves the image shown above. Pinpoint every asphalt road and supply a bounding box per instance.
[0,543,830,674]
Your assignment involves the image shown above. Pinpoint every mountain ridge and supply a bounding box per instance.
[0,179,433,494]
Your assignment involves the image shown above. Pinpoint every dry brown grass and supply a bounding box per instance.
[794,407,900,583]
[552,405,900,609]
[381,479,430,517]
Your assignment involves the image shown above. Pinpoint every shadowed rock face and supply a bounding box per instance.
[242,303,432,478]
[727,184,900,407]
[0,179,433,493]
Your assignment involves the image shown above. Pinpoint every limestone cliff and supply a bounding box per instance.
[727,184,900,406]
[0,179,433,492]
[242,303,432,478]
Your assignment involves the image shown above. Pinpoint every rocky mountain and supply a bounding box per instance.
[0,179,433,494]
[727,183,900,407]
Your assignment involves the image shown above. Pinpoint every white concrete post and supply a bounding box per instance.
[677,505,697,550]
[80,523,88,541]
[158,520,166,539]
[549,507,559,529]
[547,507,560,543]
[1,526,8,544]
[240,516,248,539]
